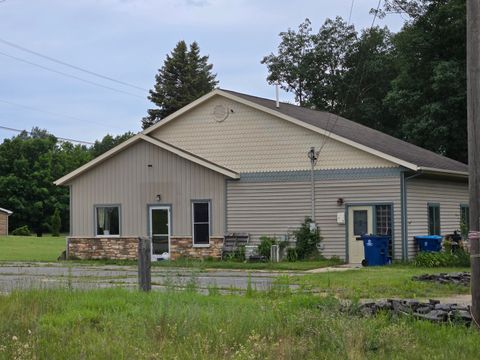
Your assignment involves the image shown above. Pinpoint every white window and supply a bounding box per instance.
[95,206,120,236]
[192,201,210,245]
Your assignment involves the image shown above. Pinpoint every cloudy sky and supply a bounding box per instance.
[0,0,405,144]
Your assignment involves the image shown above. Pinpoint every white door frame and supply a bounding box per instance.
[347,205,374,263]
[149,205,171,260]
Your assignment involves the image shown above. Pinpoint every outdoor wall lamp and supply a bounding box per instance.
[337,198,344,206]
[156,194,162,201]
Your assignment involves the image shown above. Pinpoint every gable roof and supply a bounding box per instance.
[143,89,467,176]
[0,207,12,215]
[219,89,468,175]
[54,134,239,185]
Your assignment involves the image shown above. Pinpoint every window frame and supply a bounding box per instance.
[94,204,121,237]
[191,200,211,247]
[427,203,441,236]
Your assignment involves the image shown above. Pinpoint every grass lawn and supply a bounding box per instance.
[0,288,479,359]
[0,235,65,262]
[277,265,471,299]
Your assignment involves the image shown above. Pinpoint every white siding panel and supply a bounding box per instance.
[406,178,468,258]
[70,141,226,237]
[227,176,402,260]
[151,96,395,173]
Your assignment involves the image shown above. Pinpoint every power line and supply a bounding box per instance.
[316,0,383,155]
[0,125,94,145]
[0,37,147,92]
[348,0,356,25]
[0,98,125,131]
[371,0,382,27]
[0,50,145,99]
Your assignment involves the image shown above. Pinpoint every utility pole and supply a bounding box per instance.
[467,0,480,329]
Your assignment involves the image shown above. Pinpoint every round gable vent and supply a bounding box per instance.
[212,104,229,122]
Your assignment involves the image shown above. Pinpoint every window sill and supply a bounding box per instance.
[95,235,121,238]
[192,244,210,248]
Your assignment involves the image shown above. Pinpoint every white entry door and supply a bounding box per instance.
[149,206,170,260]
[348,206,373,263]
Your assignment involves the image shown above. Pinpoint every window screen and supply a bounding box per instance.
[193,202,210,245]
[96,206,120,236]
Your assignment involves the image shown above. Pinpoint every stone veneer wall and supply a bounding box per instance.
[67,237,138,260]
[170,236,223,260]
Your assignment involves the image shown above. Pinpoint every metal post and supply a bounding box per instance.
[311,157,315,222]
[467,0,480,329]
[138,237,151,291]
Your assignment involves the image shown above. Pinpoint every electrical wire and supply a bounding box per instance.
[0,98,125,131]
[0,37,147,92]
[316,0,383,156]
[0,125,94,145]
[348,0,356,25]
[0,50,145,99]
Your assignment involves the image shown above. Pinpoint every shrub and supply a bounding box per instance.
[11,225,31,236]
[258,236,276,260]
[293,217,323,260]
[51,208,61,237]
[413,250,470,267]
[233,245,246,261]
[286,248,298,262]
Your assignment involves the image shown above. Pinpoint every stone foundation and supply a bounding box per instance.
[67,237,138,260]
[170,236,223,260]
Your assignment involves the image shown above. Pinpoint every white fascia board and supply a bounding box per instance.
[140,135,239,179]
[53,134,143,185]
[417,167,469,178]
[0,207,12,215]
[142,90,221,135]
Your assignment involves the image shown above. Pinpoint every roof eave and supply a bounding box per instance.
[417,166,469,178]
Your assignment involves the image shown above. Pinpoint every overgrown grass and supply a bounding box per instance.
[0,235,65,262]
[277,265,471,299]
[0,288,479,359]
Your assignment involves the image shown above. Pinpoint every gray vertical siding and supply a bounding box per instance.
[227,173,402,260]
[70,140,226,237]
[406,177,468,258]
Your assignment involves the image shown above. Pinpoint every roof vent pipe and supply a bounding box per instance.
[275,82,280,108]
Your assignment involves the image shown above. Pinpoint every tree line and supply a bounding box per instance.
[0,0,467,234]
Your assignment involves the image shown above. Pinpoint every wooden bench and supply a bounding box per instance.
[222,233,249,259]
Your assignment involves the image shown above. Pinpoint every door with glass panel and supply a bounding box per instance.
[149,206,170,260]
[348,206,373,263]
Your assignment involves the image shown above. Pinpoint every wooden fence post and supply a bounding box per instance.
[138,237,151,291]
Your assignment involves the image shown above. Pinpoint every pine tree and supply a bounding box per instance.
[142,41,218,129]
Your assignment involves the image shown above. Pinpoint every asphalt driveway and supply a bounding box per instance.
[0,262,308,294]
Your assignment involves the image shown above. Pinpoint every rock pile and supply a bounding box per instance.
[357,299,472,325]
[412,272,470,286]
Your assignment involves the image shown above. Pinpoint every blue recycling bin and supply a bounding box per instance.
[361,235,391,266]
[415,235,442,252]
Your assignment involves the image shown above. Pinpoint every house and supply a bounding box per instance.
[54,89,469,263]
[0,208,13,236]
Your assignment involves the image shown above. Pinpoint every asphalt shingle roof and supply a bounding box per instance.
[222,89,468,173]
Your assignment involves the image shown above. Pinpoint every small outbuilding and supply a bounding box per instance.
[0,208,13,236]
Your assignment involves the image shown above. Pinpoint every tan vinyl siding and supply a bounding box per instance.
[70,140,226,237]
[227,175,402,260]
[406,178,468,257]
[151,96,396,173]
